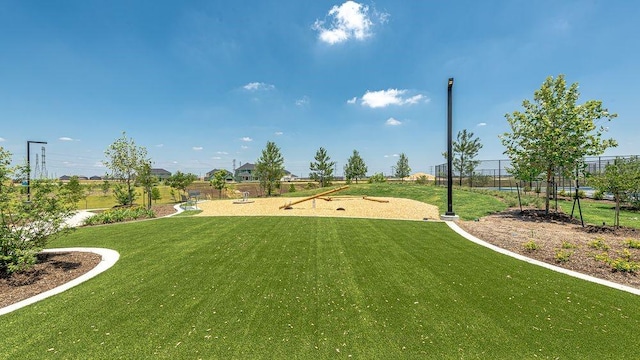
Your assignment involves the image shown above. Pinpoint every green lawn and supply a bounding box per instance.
[1,217,638,358]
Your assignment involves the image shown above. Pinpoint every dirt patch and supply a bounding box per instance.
[0,252,101,308]
[458,208,640,289]
[195,196,441,221]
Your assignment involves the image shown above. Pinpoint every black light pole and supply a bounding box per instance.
[445,78,456,216]
[26,140,47,202]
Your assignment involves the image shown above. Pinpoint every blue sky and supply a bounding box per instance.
[1,0,639,178]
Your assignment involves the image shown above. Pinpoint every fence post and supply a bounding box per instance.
[498,160,501,191]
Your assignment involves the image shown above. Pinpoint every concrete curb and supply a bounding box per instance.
[0,247,120,316]
[446,221,640,296]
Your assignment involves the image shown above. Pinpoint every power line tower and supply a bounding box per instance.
[41,146,47,178]
[34,153,40,179]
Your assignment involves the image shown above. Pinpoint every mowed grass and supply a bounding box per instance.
[2,217,639,358]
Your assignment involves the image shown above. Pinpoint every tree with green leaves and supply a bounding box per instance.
[1,147,77,274]
[591,157,640,227]
[310,147,336,187]
[136,161,159,209]
[166,171,198,201]
[501,74,617,214]
[344,150,367,184]
[103,132,149,206]
[60,175,87,206]
[394,153,411,181]
[151,187,162,204]
[443,129,483,186]
[100,178,111,196]
[210,170,228,199]
[255,141,285,196]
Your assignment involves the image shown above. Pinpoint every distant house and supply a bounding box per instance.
[235,163,257,182]
[205,169,234,182]
[59,175,71,181]
[90,175,102,181]
[280,170,298,182]
[150,168,172,180]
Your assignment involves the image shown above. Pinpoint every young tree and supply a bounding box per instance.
[103,132,149,206]
[591,157,640,227]
[309,147,336,187]
[344,150,367,184]
[166,171,198,200]
[500,74,617,214]
[136,161,159,209]
[255,141,285,196]
[1,148,77,274]
[394,153,411,181]
[151,187,162,204]
[61,175,87,207]
[443,129,483,186]
[210,170,228,199]
[100,178,111,196]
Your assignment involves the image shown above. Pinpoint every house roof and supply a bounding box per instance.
[236,163,256,171]
[206,169,233,177]
[150,168,171,175]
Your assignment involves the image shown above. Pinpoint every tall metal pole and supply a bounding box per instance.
[446,78,456,216]
[26,140,47,202]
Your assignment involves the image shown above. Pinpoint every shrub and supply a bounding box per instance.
[288,184,296,193]
[554,249,573,263]
[83,206,155,226]
[577,190,586,199]
[368,173,387,183]
[305,182,317,190]
[592,190,604,200]
[523,240,539,251]
[610,259,640,273]
[415,175,429,185]
[588,238,610,251]
[624,239,640,249]
[561,241,578,249]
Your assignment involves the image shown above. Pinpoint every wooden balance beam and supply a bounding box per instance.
[279,185,349,209]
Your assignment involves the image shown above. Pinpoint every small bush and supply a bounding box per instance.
[624,239,640,249]
[592,190,604,200]
[588,238,610,251]
[368,173,387,183]
[83,206,155,226]
[288,184,296,193]
[577,190,586,199]
[610,259,640,273]
[415,175,429,185]
[561,241,578,249]
[554,249,573,263]
[593,252,610,263]
[305,182,317,190]
[523,240,539,251]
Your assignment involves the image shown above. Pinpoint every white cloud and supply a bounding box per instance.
[241,137,253,142]
[347,97,357,104]
[192,146,203,151]
[295,96,310,106]
[274,131,283,136]
[241,145,249,149]
[360,89,428,108]
[59,137,75,141]
[216,151,228,155]
[156,144,164,148]
[93,162,105,168]
[385,117,402,126]
[477,122,487,127]
[212,156,222,160]
[243,82,275,91]
[312,1,388,45]
[0,137,5,142]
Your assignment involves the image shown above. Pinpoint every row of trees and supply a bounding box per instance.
[253,142,415,195]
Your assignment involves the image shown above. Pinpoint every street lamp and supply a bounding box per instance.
[441,78,458,220]
[26,140,47,202]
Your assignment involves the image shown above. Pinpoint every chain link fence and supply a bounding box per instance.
[434,155,638,191]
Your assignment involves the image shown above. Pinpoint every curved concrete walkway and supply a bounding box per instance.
[0,248,120,316]
[446,221,640,296]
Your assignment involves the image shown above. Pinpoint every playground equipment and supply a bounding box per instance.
[233,191,254,204]
[279,185,349,209]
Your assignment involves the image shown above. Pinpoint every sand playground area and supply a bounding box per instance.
[194,195,440,221]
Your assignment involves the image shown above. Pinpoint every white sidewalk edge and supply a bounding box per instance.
[0,247,120,316]
[446,221,640,296]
